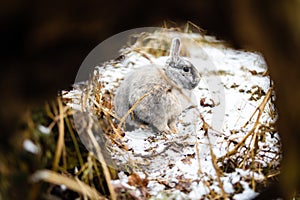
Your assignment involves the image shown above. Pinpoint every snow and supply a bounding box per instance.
[23,139,39,154]
[60,184,67,191]
[63,31,281,199]
[233,181,259,200]
[38,124,51,135]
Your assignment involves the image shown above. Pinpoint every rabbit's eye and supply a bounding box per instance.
[183,66,190,72]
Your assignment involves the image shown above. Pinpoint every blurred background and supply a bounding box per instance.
[0,0,235,135]
[1,0,299,199]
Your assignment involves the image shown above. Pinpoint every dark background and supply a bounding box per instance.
[1,0,299,199]
[0,0,235,134]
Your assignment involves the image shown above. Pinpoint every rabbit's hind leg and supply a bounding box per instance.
[148,106,173,133]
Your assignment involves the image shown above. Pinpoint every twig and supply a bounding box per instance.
[218,88,273,162]
[207,134,227,200]
[31,170,107,200]
[117,92,150,130]
[89,96,121,121]
[242,88,273,128]
[89,97,118,136]
[92,156,107,194]
[195,132,202,176]
[86,115,117,200]
[45,102,55,120]
[52,97,65,171]
[131,47,154,64]
[65,116,84,167]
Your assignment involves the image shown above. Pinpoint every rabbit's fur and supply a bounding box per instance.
[114,38,200,133]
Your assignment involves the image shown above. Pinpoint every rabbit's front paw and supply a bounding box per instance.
[158,128,172,134]
[169,121,178,134]
[156,123,178,134]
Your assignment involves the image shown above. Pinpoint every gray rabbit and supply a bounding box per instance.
[114,38,200,133]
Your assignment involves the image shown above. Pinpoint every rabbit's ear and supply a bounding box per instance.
[169,38,181,62]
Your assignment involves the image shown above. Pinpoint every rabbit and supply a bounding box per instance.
[114,38,200,133]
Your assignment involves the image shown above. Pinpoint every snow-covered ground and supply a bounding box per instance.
[63,30,281,199]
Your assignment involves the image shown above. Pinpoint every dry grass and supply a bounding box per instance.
[1,26,281,199]
[36,97,116,199]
